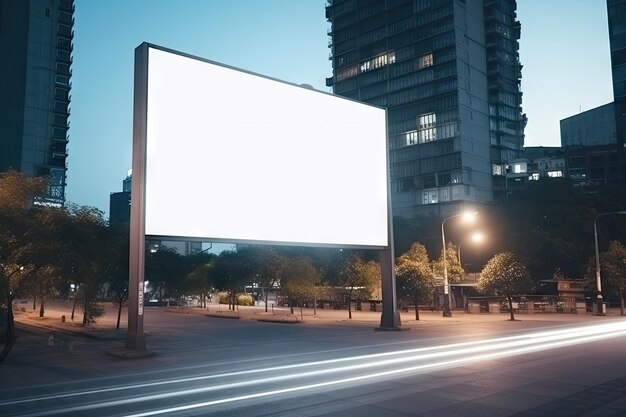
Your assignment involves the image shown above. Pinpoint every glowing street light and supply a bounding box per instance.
[442,211,477,317]
[458,231,485,265]
[593,210,626,315]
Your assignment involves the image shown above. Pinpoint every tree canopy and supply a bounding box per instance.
[395,242,435,320]
[478,252,533,320]
[600,240,626,315]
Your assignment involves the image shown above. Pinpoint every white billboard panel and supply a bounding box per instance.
[142,45,389,248]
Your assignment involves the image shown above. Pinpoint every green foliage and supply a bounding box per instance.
[212,250,254,309]
[478,252,533,297]
[237,293,254,306]
[280,257,320,307]
[338,256,379,295]
[243,247,287,311]
[432,243,464,280]
[217,292,229,304]
[336,255,380,318]
[478,251,533,320]
[81,300,104,327]
[601,241,626,297]
[184,259,215,298]
[491,181,626,280]
[146,247,187,301]
[395,243,436,319]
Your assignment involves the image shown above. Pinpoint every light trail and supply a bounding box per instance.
[5,321,626,416]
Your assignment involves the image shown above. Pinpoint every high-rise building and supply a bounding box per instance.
[0,0,74,205]
[607,0,626,183]
[560,103,616,148]
[326,0,525,218]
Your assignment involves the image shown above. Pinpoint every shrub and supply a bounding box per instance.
[238,294,253,306]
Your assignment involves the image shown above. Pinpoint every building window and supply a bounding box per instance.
[492,164,503,176]
[418,112,436,142]
[418,52,433,69]
[423,189,438,204]
[548,171,563,178]
[529,173,540,181]
[359,51,396,74]
[55,75,69,86]
[336,64,358,81]
[405,131,418,146]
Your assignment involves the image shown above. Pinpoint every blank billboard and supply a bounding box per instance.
[140,45,389,248]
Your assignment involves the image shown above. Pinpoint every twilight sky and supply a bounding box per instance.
[67,0,613,215]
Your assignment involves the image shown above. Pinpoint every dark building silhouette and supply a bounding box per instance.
[0,0,74,204]
[608,0,626,183]
[560,103,616,148]
[326,0,525,219]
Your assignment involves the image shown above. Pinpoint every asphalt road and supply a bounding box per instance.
[2,308,626,416]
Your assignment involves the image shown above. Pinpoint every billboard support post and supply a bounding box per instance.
[378,161,401,330]
[126,43,149,352]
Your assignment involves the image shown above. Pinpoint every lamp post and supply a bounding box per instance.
[593,210,626,315]
[458,231,485,266]
[442,211,477,317]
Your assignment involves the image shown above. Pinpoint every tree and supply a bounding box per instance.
[246,247,286,312]
[337,255,380,319]
[395,243,436,320]
[280,257,320,318]
[433,243,464,282]
[0,171,47,362]
[145,247,186,303]
[59,205,110,326]
[103,224,130,329]
[184,256,216,308]
[600,241,626,316]
[477,252,534,321]
[213,250,252,310]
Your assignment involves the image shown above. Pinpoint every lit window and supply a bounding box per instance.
[418,113,436,142]
[513,164,524,174]
[418,52,433,69]
[548,171,563,178]
[529,173,540,181]
[492,164,503,176]
[359,51,396,74]
[405,131,418,146]
[423,189,438,204]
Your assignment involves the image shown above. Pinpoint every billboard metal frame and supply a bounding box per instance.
[127,43,400,352]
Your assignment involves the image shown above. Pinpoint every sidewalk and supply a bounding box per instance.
[12,298,620,341]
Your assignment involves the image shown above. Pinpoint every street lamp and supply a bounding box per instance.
[442,211,478,317]
[593,210,626,315]
[458,231,485,265]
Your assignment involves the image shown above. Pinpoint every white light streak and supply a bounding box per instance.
[6,321,626,417]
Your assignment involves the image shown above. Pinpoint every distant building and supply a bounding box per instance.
[559,102,621,186]
[109,190,131,225]
[565,145,621,187]
[560,103,616,148]
[326,0,526,218]
[608,0,626,182]
[109,172,202,256]
[504,147,565,189]
[109,170,132,225]
[0,0,75,204]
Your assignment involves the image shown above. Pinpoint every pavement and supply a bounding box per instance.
[10,298,615,340]
[3,299,626,416]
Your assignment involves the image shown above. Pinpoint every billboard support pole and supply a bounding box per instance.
[378,134,401,330]
[126,43,149,352]
[379,245,401,329]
